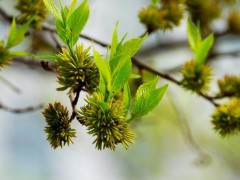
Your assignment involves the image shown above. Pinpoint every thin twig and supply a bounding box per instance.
[0,103,43,113]
[0,76,21,93]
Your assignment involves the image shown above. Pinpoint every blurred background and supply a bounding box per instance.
[0,0,240,179]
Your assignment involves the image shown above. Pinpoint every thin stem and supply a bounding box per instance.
[0,76,21,93]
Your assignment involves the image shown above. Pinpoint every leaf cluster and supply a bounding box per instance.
[0,19,29,69]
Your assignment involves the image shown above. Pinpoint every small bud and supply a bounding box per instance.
[57,44,99,93]
[181,60,212,93]
[78,93,135,150]
[212,98,240,136]
[15,0,48,29]
[138,1,184,32]
[0,41,11,69]
[42,102,76,149]
[228,10,240,34]
[218,75,240,97]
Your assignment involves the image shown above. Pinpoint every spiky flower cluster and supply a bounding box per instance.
[228,10,240,34]
[181,60,212,93]
[212,98,240,136]
[138,0,184,32]
[218,75,240,97]
[0,41,11,69]
[186,0,221,33]
[42,102,76,149]
[57,44,99,93]
[15,0,48,29]
[78,93,135,150]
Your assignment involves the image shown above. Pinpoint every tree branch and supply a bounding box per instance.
[0,103,43,113]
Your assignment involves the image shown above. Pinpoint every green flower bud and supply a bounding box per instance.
[138,1,184,32]
[16,0,48,29]
[57,44,99,93]
[181,60,212,93]
[78,93,135,150]
[0,41,11,69]
[212,98,240,136]
[218,75,240,97]
[186,0,221,33]
[42,102,76,149]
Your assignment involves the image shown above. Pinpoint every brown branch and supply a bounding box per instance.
[68,87,82,124]
[0,103,43,113]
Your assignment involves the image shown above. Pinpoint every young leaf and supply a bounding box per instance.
[109,35,147,72]
[67,0,89,45]
[9,51,31,57]
[110,23,119,60]
[43,0,61,20]
[131,77,168,119]
[93,50,112,92]
[187,18,201,53]
[123,83,131,110]
[56,20,68,44]
[195,33,214,66]
[151,0,160,6]
[6,19,28,49]
[111,58,132,97]
[69,0,78,13]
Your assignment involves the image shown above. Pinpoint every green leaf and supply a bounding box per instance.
[67,0,89,46]
[110,23,118,59]
[69,0,77,13]
[9,51,31,57]
[109,34,147,73]
[151,0,160,6]
[56,20,68,44]
[6,19,28,49]
[111,58,131,97]
[43,0,61,20]
[131,77,168,119]
[130,74,141,79]
[195,33,214,66]
[187,18,201,53]
[93,50,112,92]
[123,83,131,110]
[33,54,59,61]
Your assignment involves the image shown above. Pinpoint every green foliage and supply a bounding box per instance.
[43,0,89,48]
[131,77,168,119]
[16,0,48,29]
[0,19,28,69]
[42,102,76,149]
[57,44,99,92]
[94,26,147,100]
[6,19,28,49]
[151,0,160,6]
[181,20,214,93]
[187,19,214,69]
[212,99,240,136]
[76,25,167,150]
